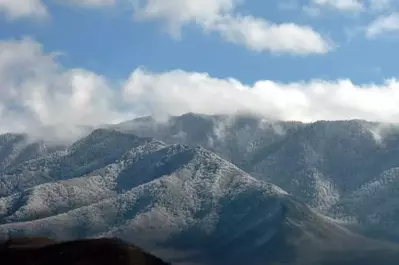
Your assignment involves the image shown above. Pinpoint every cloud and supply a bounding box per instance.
[366,13,399,37]
[2,38,399,141]
[311,0,365,11]
[1,0,331,55]
[123,69,399,123]
[0,0,48,20]
[133,0,236,34]
[0,38,127,142]
[133,0,332,55]
[206,15,332,55]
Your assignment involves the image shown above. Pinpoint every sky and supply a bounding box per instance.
[1,0,399,140]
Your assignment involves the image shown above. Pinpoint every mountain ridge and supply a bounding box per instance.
[112,113,399,238]
[2,116,399,264]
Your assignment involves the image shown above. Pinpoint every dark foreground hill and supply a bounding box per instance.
[0,237,170,265]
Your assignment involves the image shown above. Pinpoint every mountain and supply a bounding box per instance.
[113,113,303,168]
[113,114,399,238]
[0,133,65,170]
[1,237,170,265]
[0,130,288,264]
[331,167,399,241]
[1,128,399,264]
[0,129,166,223]
[0,129,163,198]
[246,120,399,210]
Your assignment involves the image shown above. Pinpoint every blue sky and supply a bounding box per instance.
[2,0,397,83]
[1,0,399,140]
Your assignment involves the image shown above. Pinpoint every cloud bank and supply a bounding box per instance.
[1,38,399,140]
[123,69,399,123]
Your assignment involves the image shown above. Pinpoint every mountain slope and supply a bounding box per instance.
[113,114,399,236]
[0,133,64,170]
[331,167,399,241]
[1,129,399,264]
[0,142,287,242]
[0,129,164,197]
[113,113,303,168]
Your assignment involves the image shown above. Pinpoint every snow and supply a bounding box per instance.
[112,114,399,237]
[0,129,287,248]
[2,114,399,254]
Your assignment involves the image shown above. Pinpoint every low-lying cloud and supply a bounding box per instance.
[123,69,399,123]
[1,38,399,141]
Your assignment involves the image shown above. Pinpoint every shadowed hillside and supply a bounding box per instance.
[0,237,170,265]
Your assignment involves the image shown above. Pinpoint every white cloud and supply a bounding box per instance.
[133,0,332,55]
[123,69,399,123]
[2,38,399,141]
[207,15,331,55]
[0,38,127,141]
[0,0,48,20]
[1,0,332,55]
[311,0,365,11]
[133,0,236,35]
[366,13,399,37]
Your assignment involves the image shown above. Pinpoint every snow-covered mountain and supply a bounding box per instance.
[112,114,399,239]
[1,128,399,264]
[113,113,303,168]
[0,133,65,170]
[0,129,164,198]
[330,167,399,240]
